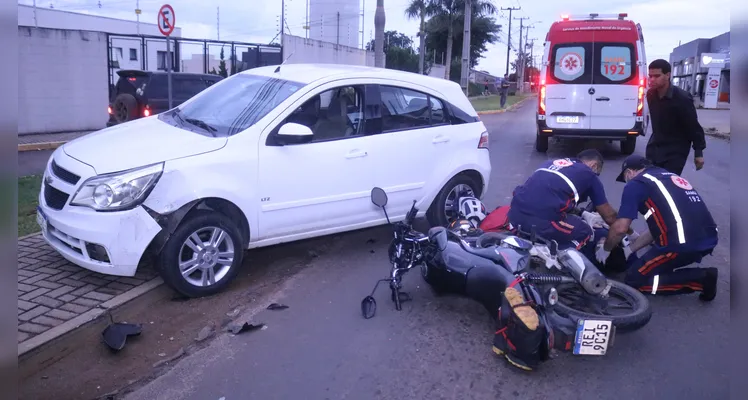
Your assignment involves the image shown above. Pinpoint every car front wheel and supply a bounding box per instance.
[158,210,244,298]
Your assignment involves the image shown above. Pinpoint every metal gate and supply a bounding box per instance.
[106,33,282,98]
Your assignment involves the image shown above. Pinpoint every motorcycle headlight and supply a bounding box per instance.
[70,163,163,211]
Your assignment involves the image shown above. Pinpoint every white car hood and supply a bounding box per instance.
[63,116,227,174]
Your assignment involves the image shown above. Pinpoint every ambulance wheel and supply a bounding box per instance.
[621,136,636,155]
[535,131,549,153]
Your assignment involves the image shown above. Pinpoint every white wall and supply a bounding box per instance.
[282,34,374,67]
[309,0,361,49]
[428,64,446,79]
[18,27,109,135]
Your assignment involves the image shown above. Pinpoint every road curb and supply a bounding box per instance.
[18,276,165,357]
[18,141,66,152]
[476,95,535,115]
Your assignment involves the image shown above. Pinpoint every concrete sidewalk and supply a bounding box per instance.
[697,109,730,136]
[18,233,163,357]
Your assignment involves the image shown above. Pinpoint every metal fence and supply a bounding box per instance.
[106,33,282,96]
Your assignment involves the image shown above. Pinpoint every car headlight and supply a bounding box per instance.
[70,163,163,211]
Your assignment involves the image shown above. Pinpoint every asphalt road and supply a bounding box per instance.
[121,101,729,400]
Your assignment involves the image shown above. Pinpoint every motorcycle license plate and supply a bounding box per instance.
[573,319,613,356]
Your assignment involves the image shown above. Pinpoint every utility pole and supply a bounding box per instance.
[281,0,285,45]
[361,0,365,49]
[306,0,310,39]
[374,0,386,67]
[216,7,220,40]
[514,16,529,93]
[336,12,340,47]
[527,38,536,90]
[501,6,520,76]
[33,0,38,27]
[135,0,140,34]
[460,0,472,95]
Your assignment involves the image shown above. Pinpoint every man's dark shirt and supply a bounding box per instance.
[645,84,706,163]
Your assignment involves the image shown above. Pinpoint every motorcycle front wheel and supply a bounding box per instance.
[552,280,652,333]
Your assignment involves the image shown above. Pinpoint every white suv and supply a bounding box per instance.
[37,63,492,297]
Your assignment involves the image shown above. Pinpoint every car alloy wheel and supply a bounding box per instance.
[178,226,235,288]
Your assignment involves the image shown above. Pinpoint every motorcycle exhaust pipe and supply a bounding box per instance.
[557,249,608,295]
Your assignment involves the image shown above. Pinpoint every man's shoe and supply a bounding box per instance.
[699,267,718,302]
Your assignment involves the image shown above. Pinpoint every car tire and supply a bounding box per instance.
[426,174,481,227]
[535,131,549,153]
[157,210,245,298]
[621,136,636,155]
[113,94,139,123]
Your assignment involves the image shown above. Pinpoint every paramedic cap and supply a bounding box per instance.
[616,155,653,183]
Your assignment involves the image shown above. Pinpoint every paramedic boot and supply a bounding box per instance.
[492,286,542,371]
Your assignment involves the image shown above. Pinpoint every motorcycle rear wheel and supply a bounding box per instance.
[553,280,652,333]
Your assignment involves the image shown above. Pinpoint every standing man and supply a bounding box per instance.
[645,59,707,175]
[497,74,510,108]
[596,155,719,301]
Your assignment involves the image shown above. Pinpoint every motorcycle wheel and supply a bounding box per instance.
[552,280,652,333]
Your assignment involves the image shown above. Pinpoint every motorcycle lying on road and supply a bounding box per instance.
[360,187,652,367]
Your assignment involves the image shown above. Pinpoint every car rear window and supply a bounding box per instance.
[551,44,591,84]
[596,44,636,84]
[114,74,149,98]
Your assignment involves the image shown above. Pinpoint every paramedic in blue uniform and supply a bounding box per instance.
[596,155,718,301]
[507,149,625,260]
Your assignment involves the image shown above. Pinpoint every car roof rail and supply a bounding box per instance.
[559,13,628,21]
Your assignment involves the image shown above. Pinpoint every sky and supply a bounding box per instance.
[19,0,731,77]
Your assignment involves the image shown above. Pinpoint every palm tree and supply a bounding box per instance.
[428,0,497,79]
[405,0,430,74]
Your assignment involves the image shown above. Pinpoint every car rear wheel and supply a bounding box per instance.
[621,136,636,155]
[426,174,481,227]
[158,210,244,298]
[113,93,139,123]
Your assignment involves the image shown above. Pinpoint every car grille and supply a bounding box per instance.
[44,183,70,210]
[51,160,81,185]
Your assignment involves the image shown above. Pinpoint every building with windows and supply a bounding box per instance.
[669,31,730,105]
[18,4,182,81]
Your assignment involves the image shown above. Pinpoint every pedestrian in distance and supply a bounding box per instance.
[497,74,510,108]
[596,155,718,301]
[645,59,707,176]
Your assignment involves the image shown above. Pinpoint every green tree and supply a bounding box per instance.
[425,0,500,82]
[405,0,431,74]
[217,47,228,78]
[367,30,429,74]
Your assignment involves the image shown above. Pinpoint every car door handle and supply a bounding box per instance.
[432,135,450,144]
[345,150,368,159]
[595,97,610,101]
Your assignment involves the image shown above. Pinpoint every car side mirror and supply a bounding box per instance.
[278,122,313,137]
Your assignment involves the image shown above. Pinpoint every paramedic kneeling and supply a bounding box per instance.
[508,149,622,259]
[597,155,719,301]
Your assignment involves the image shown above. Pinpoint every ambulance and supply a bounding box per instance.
[535,13,649,154]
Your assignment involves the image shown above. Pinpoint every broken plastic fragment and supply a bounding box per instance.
[267,303,289,310]
[101,322,143,352]
[228,322,265,335]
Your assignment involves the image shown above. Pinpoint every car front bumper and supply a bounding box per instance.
[37,155,163,277]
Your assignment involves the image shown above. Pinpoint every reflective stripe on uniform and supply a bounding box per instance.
[642,173,686,244]
[651,274,660,295]
[644,208,654,220]
[536,168,580,203]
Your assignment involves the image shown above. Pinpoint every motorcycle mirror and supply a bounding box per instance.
[361,296,377,319]
[371,187,388,208]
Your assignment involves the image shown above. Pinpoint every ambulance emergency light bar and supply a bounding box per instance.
[560,13,628,21]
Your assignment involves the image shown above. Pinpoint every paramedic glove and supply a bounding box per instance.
[595,241,611,265]
[582,211,605,229]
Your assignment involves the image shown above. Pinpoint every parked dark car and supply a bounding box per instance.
[107,70,224,126]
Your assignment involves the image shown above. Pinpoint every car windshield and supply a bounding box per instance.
[163,73,305,137]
